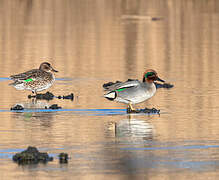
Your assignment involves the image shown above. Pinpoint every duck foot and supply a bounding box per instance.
[127,107,160,114]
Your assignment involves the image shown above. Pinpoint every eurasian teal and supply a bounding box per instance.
[103,69,165,110]
[9,62,58,94]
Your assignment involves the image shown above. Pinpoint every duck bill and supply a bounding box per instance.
[156,77,165,82]
[52,68,58,73]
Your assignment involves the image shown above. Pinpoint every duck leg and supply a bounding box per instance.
[128,103,135,110]
[34,90,38,95]
[127,103,136,113]
[29,90,37,99]
[127,103,136,112]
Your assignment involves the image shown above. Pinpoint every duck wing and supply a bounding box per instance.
[103,79,140,91]
[10,69,40,82]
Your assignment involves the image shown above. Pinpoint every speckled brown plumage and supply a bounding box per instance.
[9,62,58,94]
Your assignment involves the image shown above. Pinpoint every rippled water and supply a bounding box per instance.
[1,0,219,179]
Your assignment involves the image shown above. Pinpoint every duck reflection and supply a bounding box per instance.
[103,115,155,176]
[106,115,154,140]
[11,99,55,128]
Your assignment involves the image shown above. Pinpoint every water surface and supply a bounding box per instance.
[0,0,219,179]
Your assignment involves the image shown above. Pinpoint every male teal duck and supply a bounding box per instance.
[103,69,165,110]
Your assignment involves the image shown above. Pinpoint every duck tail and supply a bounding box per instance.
[104,91,117,101]
[8,81,17,86]
[9,80,20,85]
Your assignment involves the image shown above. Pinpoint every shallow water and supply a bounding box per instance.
[1,0,219,179]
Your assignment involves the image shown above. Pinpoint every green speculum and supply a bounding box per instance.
[116,88,126,92]
[24,78,33,82]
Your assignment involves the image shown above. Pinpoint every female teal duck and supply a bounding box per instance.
[103,69,165,110]
[9,62,58,94]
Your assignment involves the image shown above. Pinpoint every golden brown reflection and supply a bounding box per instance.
[1,0,219,179]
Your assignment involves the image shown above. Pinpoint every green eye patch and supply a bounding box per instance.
[24,78,33,82]
[145,72,155,78]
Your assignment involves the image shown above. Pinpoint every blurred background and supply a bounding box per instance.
[0,0,219,179]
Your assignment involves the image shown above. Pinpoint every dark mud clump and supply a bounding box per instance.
[45,104,62,109]
[59,153,69,163]
[11,104,24,110]
[28,91,54,100]
[103,81,122,89]
[57,93,74,101]
[28,91,74,101]
[48,104,62,109]
[127,107,160,114]
[12,146,53,165]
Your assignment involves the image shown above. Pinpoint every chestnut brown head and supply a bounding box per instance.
[143,69,165,83]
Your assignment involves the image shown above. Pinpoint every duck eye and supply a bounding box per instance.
[145,72,154,78]
[43,66,49,70]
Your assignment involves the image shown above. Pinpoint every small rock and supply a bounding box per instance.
[11,104,24,111]
[48,104,62,109]
[103,80,129,89]
[103,82,116,88]
[59,153,69,163]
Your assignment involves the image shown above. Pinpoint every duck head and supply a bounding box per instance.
[39,62,58,73]
[143,69,165,83]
